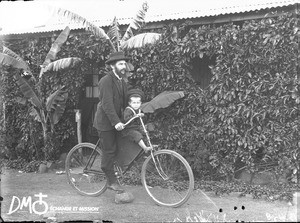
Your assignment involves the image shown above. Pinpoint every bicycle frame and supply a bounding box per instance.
[82,114,169,180]
[82,135,146,177]
[81,138,103,175]
[125,115,169,181]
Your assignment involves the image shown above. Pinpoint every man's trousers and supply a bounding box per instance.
[98,129,120,184]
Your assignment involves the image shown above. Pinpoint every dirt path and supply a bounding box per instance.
[0,168,298,222]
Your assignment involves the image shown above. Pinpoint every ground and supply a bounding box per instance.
[0,168,298,223]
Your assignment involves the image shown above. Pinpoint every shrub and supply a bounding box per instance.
[127,11,300,181]
[203,13,300,179]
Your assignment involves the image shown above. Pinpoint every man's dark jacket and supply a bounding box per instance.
[93,71,128,131]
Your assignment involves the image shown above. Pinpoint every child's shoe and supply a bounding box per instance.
[144,146,152,153]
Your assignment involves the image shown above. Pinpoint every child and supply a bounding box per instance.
[122,89,152,152]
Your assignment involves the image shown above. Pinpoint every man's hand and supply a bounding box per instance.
[115,122,125,131]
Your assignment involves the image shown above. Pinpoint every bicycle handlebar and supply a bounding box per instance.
[123,114,144,126]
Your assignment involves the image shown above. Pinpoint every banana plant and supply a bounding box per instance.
[0,26,81,154]
[54,1,161,52]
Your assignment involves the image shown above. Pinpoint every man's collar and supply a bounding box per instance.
[112,70,122,80]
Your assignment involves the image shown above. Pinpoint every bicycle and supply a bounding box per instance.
[65,113,194,207]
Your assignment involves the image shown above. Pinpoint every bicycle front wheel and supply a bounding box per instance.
[141,149,194,207]
[65,143,107,196]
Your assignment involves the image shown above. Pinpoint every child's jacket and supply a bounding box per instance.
[123,106,141,130]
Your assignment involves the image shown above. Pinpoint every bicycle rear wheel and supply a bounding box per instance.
[65,143,107,196]
[141,149,194,207]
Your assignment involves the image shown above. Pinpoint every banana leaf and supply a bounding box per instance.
[0,53,29,70]
[29,107,42,122]
[46,86,68,125]
[121,2,148,43]
[121,33,161,49]
[54,7,115,51]
[42,26,70,68]
[15,96,27,105]
[14,73,42,108]
[3,46,32,74]
[141,91,185,113]
[107,16,120,50]
[42,57,81,73]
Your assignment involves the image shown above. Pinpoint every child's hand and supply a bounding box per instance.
[137,113,145,117]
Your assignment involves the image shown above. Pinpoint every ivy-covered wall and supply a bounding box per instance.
[126,11,299,180]
[2,10,299,181]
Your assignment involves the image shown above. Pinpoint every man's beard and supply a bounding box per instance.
[114,67,126,78]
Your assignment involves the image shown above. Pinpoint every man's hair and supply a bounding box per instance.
[109,61,117,66]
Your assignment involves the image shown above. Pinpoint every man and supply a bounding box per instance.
[93,51,129,192]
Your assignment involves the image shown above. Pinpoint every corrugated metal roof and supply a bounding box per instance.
[0,0,299,36]
[143,0,300,22]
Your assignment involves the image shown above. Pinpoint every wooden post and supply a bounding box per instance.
[74,109,82,144]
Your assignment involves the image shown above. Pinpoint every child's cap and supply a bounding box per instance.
[127,88,145,101]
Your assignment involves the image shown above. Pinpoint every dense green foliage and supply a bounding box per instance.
[2,10,299,185]
[1,33,110,161]
[203,17,299,179]
[127,12,299,181]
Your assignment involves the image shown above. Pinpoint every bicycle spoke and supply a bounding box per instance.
[71,152,84,167]
[65,143,107,196]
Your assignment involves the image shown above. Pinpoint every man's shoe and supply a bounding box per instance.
[107,183,124,192]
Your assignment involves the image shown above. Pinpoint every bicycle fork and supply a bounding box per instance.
[139,117,169,181]
[151,152,169,180]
